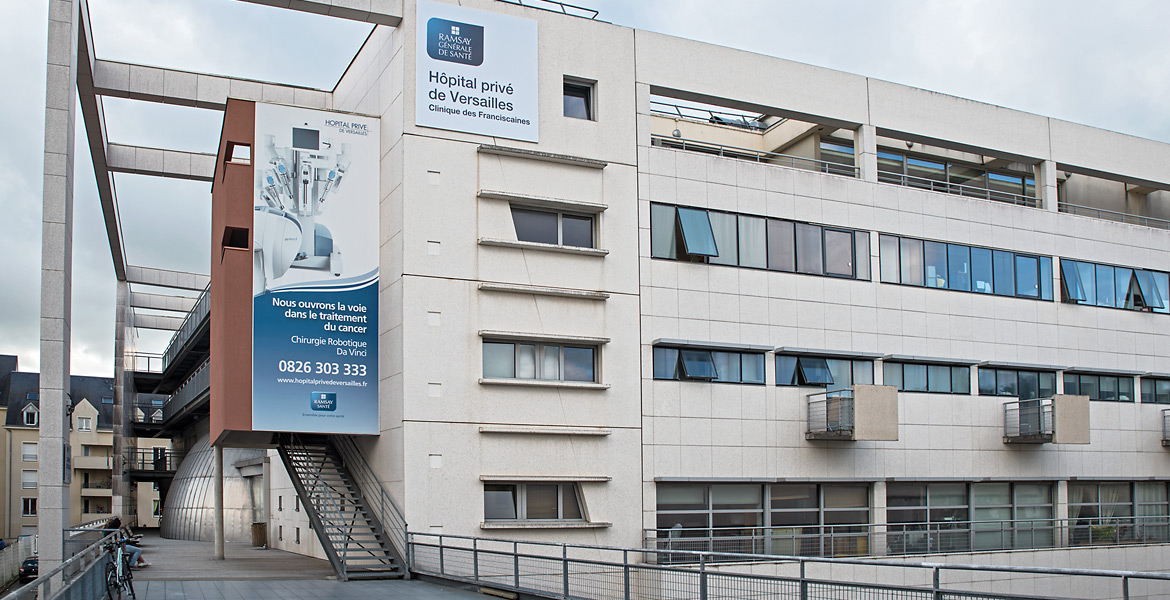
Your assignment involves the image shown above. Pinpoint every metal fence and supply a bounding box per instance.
[126,352,163,373]
[125,447,182,472]
[651,134,859,177]
[877,171,1039,207]
[0,537,36,590]
[162,358,210,422]
[806,390,854,438]
[409,532,1170,600]
[1,532,112,600]
[161,284,210,372]
[645,514,1170,561]
[1003,398,1054,441]
[1060,202,1170,231]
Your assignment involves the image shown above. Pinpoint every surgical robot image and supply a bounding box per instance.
[253,127,351,294]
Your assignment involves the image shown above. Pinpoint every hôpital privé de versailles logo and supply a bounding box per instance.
[427,17,484,66]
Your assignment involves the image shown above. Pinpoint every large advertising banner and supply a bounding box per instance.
[252,102,380,435]
[415,0,539,142]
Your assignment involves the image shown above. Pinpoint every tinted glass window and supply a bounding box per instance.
[563,347,595,382]
[708,212,738,266]
[798,357,833,385]
[996,370,1018,396]
[1096,264,1115,307]
[511,208,559,245]
[978,368,996,395]
[653,347,679,380]
[824,229,854,277]
[1116,268,1134,309]
[1015,255,1039,298]
[767,219,795,272]
[903,364,927,392]
[879,235,900,283]
[680,350,717,379]
[1061,259,1085,301]
[992,250,1014,296]
[971,247,993,294]
[927,365,951,393]
[738,216,767,269]
[1039,257,1053,301]
[947,244,971,292]
[854,232,870,280]
[483,343,515,378]
[1077,262,1097,305]
[650,204,678,259]
[677,208,719,256]
[562,215,593,248]
[952,367,971,394]
[712,352,742,383]
[900,238,924,286]
[563,83,591,119]
[883,363,902,390]
[741,354,765,384]
[795,223,823,275]
[924,241,948,288]
[1018,370,1039,400]
[776,355,798,385]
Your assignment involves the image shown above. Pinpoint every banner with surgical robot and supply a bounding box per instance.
[415,0,539,142]
[251,102,380,435]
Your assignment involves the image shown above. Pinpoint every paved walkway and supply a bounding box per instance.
[128,531,482,600]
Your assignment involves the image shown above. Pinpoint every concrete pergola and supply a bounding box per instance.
[38,0,403,570]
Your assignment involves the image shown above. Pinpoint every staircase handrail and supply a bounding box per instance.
[333,435,409,560]
[278,433,350,579]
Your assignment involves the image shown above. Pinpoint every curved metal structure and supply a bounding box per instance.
[160,433,265,542]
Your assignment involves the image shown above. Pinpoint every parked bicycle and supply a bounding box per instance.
[103,536,136,600]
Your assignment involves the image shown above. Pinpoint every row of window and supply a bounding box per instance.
[650,204,870,280]
[511,206,594,249]
[879,234,1053,300]
[648,345,1164,403]
[1060,258,1169,313]
[482,341,597,383]
[485,482,584,522]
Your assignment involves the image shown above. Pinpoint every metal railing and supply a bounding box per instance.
[495,0,599,19]
[2,532,112,600]
[644,515,1170,561]
[125,447,182,472]
[877,171,1039,207]
[333,435,409,563]
[409,531,1170,600]
[651,134,859,177]
[1163,409,1170,446]
[131,393,168,423]
[126,352,163,373]
[806,389,854,438]
[651,100,770,131]
[162,358,210,422]
[161,284,210,372]
[0,536,36,590]
[1060,201,1170,231]
[1003,397,1054,441]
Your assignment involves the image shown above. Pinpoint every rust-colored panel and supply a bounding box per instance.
[211,99,256,445]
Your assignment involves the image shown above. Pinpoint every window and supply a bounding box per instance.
[887,483,969,553]
[879,234,1051,300]
[21,470,37,489]
[483,341,597,383]
[21,498,36,517]
[977,368,1056,400]
[651,203,870,280]
[278,495,283,511]
[295,527,301,544]
[22,405,37,427]
[563,79,593,120]
[484,482,584,521]
[884,362,970,394]
[152,499,162,518]
[777,355,874,391]
[653,346,764,384]
[295,497,300,512]
[1060,258,1167,313]
[1064,372,1135,402]
[1068,482,1146,545]
[77,417,92,432]
[101,396,114,404]
[770,484,869,556]
[1141,378,1170,404]
[26,393,38,400]
[510,206,594,248]
[21,442,36,462]
[278,525,283,541]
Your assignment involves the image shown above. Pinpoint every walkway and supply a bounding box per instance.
[128,531,482,600]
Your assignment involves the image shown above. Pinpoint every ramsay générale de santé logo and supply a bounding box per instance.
[427,17,484,66]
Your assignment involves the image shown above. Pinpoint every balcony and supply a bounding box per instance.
[1002,395,1089,445]
[806,385,898,442]
[73,455,112,470]
[126,448,181,473]
[81,483,113,497]
[162,285,209,372]
[651,134,857,176]
[162,359,210,422]
[1061,202,1170,231]
[877,170,1037,207]
[1163,409,1170,447]
[126,352,163,373]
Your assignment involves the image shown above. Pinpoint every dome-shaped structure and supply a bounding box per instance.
[161,433,266,542]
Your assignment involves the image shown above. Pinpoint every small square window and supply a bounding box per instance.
[563,79,593,120]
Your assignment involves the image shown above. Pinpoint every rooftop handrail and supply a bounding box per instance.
[877,170,1039,207]
[126,351,163,373]
[650,100,771,131]
[1060,201,1170,231]
[1003,397,1054,439]
[408,530,1170,600]
[495,0,599,19]
[125,447,182,471]
[651,134,858,177]
[161,284,210,372]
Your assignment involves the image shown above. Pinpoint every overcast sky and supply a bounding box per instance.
[3,0,1170,377]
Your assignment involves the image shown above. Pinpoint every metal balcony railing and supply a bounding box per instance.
[495,0,599,19]
[161,285,210,372]
[644,515,1170,563]
[81,481,111,489]
[1163,409,1170,446]
[651,134,859,177]
[651,100,771,131]
[1060,201,1170,231]
[125,448,182,473]
[162,359,210,422]
[126,352,163,373]
[131,393,168,424]
[806,389,854,439]
[877,170,1039,207]
[1003,397,1054,442]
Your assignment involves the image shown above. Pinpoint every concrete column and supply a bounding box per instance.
[39,0,80,573]
[1037,160,1059,212]
[1055,480,1069,547]
[871,480,887,556]
[855,124,879,183]
[111,281,130,519]
[214,444,225,559]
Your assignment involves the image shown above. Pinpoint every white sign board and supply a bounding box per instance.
[415,0,539,142]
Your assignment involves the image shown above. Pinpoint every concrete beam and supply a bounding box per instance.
[107,143,216,182]
[77,1,126,280]
[126,266,210,292]
[93,59,331,111]
[133,313,186,331]
[130,292,198,313]
[236,0,403,26]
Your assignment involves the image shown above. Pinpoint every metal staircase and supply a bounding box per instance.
[276,434,406,580]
